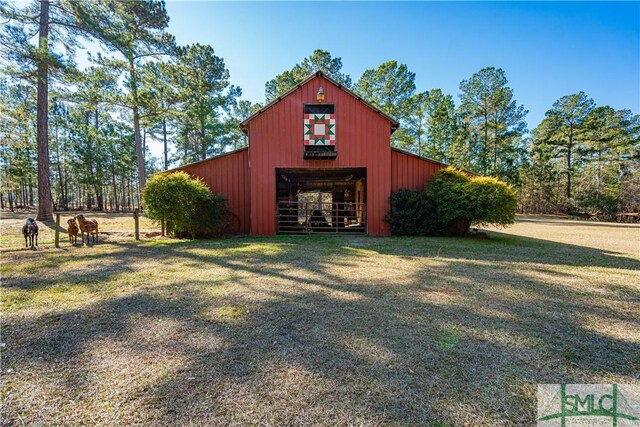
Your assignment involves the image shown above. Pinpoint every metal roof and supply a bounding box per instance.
[239,71,400,134]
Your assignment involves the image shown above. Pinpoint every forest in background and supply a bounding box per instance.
[1,0,639,222]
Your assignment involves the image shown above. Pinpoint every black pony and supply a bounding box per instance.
[22,218,39,248]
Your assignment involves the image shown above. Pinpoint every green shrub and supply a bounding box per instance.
[426,167,517,235]
[388,167,517,236]
[424,167,472,235]
[466,176,517,227]
[387,189,442,236]
[142,171,231,238]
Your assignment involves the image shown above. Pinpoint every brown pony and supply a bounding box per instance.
[75,214,99,244]
[67,218,79,245]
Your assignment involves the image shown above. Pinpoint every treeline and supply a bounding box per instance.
[1,1,639,221]
[1,0,254,219]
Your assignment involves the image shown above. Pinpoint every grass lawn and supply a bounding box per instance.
[1,213,639,425]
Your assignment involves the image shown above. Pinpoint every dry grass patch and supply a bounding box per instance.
[1,215,639,426]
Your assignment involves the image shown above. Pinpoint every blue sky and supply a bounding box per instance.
[164,1,639,130]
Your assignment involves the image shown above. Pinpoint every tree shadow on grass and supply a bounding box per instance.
[5,229,637,293]
[369,232,640,270]
[2,232,639,425]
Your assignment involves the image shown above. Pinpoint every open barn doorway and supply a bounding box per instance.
[276,168,366,234]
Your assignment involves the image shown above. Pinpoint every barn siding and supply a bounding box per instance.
[391,148,446,192]
[177,148,250,234]
[247,75,393,236]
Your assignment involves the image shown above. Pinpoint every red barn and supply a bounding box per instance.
[174,71,448,236]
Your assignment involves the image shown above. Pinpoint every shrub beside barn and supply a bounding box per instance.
[388,168,517,236]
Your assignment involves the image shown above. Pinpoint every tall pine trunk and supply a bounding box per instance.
[62,160,69,209]
[133,106,145,189]
[128,61,146,200]
[200,116,206,160]
[111,166,119,212]
[55,128,66,209]
[492,118,499,173]
[94,107,104,210]
[36,0,53,221]
[483,107,489,175]
[163,117,168,170]
[566,123,574,201]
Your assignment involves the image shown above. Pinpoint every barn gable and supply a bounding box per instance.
[243,72,398,235]
[240,71,399,135]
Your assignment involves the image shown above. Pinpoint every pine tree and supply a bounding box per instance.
[265,49,351,101]
[355,61,416,146]
[536,92,595,200]
[458,67,527,178]
[71,0,175,194]
[172,43,237,161]
[1,0,81,220]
